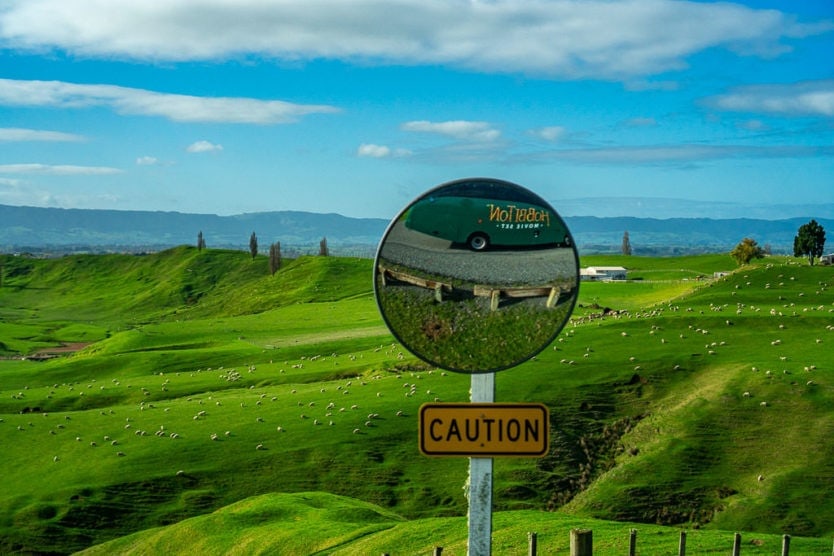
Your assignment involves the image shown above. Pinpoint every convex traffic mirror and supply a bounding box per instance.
[374,178,579,373]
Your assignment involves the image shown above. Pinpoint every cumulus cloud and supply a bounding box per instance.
[706,80,834,117]
[357,144,390,158]
[135,155,159,165]
[530,126,567,142]
[2,0,827,80]
[402,120,500,142]
[186,140,223,153]
[0,163,123,175]
[0,127,85,142]
[0,78,341,124]
[357,143,412,158]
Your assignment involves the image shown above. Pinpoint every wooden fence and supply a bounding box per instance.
[377,265,562,310]
[383,528,834,555]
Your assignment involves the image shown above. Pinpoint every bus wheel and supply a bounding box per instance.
[468,233,489,251]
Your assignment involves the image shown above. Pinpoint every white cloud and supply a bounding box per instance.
[0,127,85,142]
[186,140,223,153]
[357,143,412,158]
[0,78,341,124]
[402,120,500,142]
[707,80,834,117]
[2,0,827,80]
[531,126,567,142]
[525,144,834,165]
[0,163,123,175]
[136,155,159,165]
[357,144,390,158]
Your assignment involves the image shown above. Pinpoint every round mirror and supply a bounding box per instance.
[374,178,579,373]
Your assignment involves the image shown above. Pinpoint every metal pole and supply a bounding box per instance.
[528,531,538,556]
[679,530,687,556]
[782,534,791,556]
[628,529,637,556]
[468,372,495,556]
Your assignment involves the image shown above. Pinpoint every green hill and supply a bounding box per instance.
[1,248,833,554]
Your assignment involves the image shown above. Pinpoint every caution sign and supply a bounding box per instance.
[419,403,549,457]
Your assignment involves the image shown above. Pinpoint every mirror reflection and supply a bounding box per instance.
[374,178,579,373]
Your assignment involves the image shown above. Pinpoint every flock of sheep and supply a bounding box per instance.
[4,343,453,469]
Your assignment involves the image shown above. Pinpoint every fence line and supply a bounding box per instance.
[382,530,830,555]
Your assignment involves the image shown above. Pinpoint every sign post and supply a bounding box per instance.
[374,178,579,556]
[468,372,495,556]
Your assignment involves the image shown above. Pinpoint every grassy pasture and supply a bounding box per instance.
[1,249,834,554]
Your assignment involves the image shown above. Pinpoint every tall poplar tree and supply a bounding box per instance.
[249,232,258,259]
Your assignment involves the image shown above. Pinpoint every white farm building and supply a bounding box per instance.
[580,266,627,281]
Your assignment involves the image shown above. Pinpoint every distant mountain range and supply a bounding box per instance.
[1,203,831,256]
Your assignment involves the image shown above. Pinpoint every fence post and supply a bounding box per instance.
[732,533,741,556]
[528,531,537,556]
[782,534,791,556]
[570,529,593,556]
[629,529,637,556]
[679,530,687,556]
[433,548,443,556]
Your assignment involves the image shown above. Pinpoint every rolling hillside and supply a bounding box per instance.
[2,203,830,255]
[0,248,833,554]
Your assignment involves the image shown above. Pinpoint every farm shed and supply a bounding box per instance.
[580,266,627,281]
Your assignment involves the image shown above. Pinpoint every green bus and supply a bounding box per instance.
[404,178,571,251]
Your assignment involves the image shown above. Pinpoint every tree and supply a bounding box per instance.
[319,236,329,257]
[793,219,826,266]
[249,232,258,260]
[269,242,282,275]
[621,231,632,255]
[730,237,765,265]
[197,231,206,251]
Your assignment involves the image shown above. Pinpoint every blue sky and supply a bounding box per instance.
[0,0,832,220]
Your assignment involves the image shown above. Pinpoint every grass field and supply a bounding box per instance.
[1,248,833,554]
